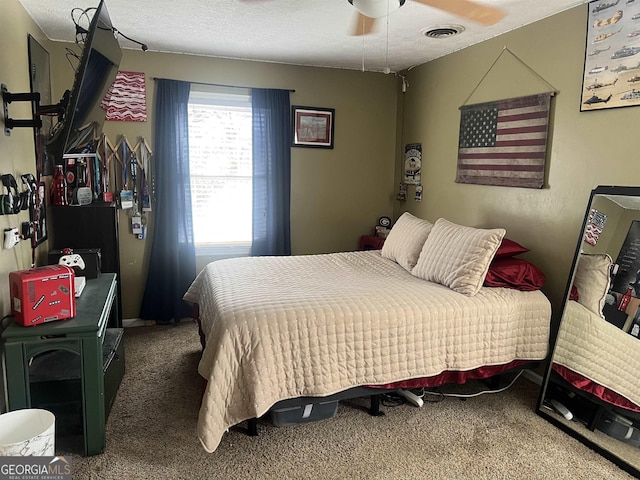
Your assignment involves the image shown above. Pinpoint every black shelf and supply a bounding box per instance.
[49,203,122,327]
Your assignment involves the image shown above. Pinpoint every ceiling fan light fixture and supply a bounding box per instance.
[421,24,465,39]
[349,0,404,19]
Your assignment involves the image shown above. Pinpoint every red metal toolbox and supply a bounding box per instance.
[9,265,76,326]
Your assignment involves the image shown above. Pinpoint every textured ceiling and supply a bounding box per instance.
[18,0,590,73]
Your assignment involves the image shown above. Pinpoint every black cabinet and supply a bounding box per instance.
[2,274,122,455]
[603,303,629,329]
[28,328,124,451]
[49,203,122,327]
[103,328,125,418]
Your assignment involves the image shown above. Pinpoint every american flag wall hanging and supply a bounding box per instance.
[455,92,552,189]
[583,208,607,246]
[101,71,147,122]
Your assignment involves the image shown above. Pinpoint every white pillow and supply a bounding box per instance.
[411,218,506,296]
[381,212,433,271]
[572,253,612,318]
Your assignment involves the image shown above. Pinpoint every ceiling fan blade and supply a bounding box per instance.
[349,12,377,36]
[413,0,505,26]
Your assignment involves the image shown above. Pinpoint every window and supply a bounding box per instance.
[188,87,252,255]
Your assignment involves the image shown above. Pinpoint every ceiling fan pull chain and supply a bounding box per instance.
[361,17,366,72]
[383,0,391,74]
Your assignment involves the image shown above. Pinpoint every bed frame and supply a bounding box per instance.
[191,295,542,441]
[193,314,537,437]
[242,364,539,437]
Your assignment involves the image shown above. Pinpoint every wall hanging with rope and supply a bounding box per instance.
[455,47,558,189]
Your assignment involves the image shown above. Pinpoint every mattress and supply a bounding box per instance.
[552,300,640,409]
[183,250,551,453]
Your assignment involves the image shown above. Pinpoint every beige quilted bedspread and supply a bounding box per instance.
[553,300,640,407]
[183,250,551,453]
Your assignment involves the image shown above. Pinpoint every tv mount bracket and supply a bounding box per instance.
[2,84,42,136]
[2,84,65,137]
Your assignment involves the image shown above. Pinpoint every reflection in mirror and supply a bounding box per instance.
[538,186,640,477]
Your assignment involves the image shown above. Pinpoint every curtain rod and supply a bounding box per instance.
[152,77,295,92]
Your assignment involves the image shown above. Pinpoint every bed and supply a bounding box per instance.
[551,252,640,413]
[183,215,552,453]
[552,300,640,412]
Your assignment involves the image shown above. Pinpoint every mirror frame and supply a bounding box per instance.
[536,185,640,478]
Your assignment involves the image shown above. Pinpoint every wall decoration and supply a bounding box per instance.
[101,71,147,122]
[581,0,640,111]
[403,143,422,185]
[27,35,53,176]
[97,134,116,202]
[33,181,47,246]
[115,135,136,209]
[456,93,552,189]
[292,106,334,148]
[135,138,153,212]
[583,208,607,245]
[414,184,423,202]
[396,182,407,202]
[97,134,152,223]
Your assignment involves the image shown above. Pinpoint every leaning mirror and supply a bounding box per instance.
[537,185,640,477]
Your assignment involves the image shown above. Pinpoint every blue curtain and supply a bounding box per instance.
[251,89,292,256]
[139,79,196,323]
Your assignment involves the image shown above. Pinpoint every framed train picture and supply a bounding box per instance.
[581,0,640,111]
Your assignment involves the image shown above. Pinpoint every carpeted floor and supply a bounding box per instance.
[68,322,635,479]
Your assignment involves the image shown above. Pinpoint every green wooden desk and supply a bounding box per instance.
[1,273,119,456]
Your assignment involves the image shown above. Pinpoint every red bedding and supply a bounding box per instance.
[552,363,640,413]
[372,359,532,389]
[483,237,545,292]
[484,257,546,291]
[494,238,529,258]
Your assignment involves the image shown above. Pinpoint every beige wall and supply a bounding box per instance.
[46,45,399,318]
[5,2,635,345]
[0,0,54,413]
[396,5,640,323]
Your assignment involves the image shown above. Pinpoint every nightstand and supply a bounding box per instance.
[359,235,386,250]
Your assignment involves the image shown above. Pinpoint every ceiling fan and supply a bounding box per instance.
[348,0,506,35]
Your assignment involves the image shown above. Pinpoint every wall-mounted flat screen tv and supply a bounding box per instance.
[46,0,122,163]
